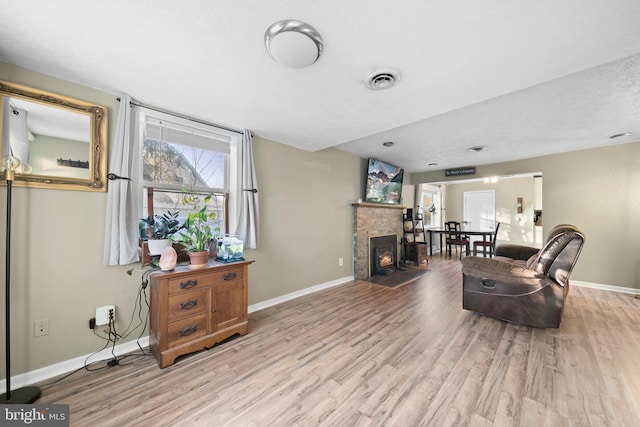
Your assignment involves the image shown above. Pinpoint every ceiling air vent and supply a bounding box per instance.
[365,68,401,90]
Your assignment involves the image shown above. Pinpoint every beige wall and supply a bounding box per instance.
[246,137,362,304]
[413,142,640,289]
[1,63,364,376]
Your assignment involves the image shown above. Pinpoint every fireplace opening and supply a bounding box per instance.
[370,235,398,276]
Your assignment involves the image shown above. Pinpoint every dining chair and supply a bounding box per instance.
[473,222,500,257]
[445,221,470,259]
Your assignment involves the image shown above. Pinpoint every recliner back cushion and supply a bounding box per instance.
[528,225,585,286]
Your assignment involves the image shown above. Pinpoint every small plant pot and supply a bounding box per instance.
[147,239,172,256]
[187,250,209,269]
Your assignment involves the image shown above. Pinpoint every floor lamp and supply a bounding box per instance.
[1,155,41,404]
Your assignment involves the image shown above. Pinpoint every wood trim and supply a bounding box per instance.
[352,202,405,210]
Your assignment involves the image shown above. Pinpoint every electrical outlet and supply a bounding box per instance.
[34,319,50,337]
[338,257,344,267]
[96,305,115,326]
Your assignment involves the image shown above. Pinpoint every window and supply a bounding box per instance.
[136,108,242,239]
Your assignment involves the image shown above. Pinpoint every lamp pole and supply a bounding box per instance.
[3,167,11,401]
[1,163,41,403]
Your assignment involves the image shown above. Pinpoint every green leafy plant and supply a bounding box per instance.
[140,211,183,240]
[172,194,219,252]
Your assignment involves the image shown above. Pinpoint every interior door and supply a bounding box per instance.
[463,190,495,229]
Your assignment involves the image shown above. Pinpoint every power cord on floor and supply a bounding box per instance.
[97,268,156,364]
[40,267,156,389]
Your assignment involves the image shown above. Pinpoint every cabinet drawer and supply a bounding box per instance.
[168,276,205,294]
[167,314,207,348]
[167,268,243,294]
[168,289,207,321]
[208,268,243,285]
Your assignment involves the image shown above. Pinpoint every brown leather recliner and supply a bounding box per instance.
[461,224,585,328]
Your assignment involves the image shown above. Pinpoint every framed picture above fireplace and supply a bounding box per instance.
[365,158,404,205]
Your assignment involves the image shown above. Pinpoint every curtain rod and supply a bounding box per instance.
[116,97,243,135]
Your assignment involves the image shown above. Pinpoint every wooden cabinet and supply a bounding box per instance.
[149,260,253,368]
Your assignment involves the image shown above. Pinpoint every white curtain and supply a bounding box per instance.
[103,94,142,265]
[233,129,259,249]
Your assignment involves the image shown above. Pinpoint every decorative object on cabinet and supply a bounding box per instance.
[141,211,184,256]
[0,80,108,192]
[149,259,254,368]
[0,155,41,403]
[187,251,209,269]
[172,194,220,266]
[403,209,428,265]
[159,246,178,271]
[215,235,244,263]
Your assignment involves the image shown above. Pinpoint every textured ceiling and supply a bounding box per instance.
[1,0,639,172]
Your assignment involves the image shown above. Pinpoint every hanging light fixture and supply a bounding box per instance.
[1,155,39,404]
[264,20,323,68]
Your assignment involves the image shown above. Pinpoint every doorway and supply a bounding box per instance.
[463,190,495,229]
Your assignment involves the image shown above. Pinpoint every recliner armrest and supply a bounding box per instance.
[461,256,556,292]
[494,244,539,260]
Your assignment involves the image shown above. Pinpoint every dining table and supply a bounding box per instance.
[426,226,496,257]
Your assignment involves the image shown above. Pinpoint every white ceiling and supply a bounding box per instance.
[1,0,639,173]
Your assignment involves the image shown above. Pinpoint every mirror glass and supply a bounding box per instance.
[0,80,108,191]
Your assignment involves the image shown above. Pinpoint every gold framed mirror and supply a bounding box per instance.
[0,80,108,191]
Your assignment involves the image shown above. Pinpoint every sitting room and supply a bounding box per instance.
[1,1,640,425]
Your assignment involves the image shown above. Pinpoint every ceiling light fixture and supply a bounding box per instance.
[264,20,323,68]
[467,145,488,152]
[382,141,395,147]
[365,68,401,90]
[609,132,633,139]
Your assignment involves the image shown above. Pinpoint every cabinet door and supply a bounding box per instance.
[211,279,246,331]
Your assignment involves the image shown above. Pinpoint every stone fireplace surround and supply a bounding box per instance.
[352,202,404,279]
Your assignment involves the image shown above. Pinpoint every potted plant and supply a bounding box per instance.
[141,211,183,255]
[172,194,219,267]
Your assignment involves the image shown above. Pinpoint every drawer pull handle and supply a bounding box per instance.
[180,279,198,289]
[179,299,198,310]
[222,272,236,281]
[211,308,216,313]
[179,325,197,337]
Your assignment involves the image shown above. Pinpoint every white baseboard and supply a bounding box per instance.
[571,280,640,295]
[248,275,354,313]
[0,337,149,392]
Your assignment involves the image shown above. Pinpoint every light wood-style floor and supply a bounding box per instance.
[37,257,640,426]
